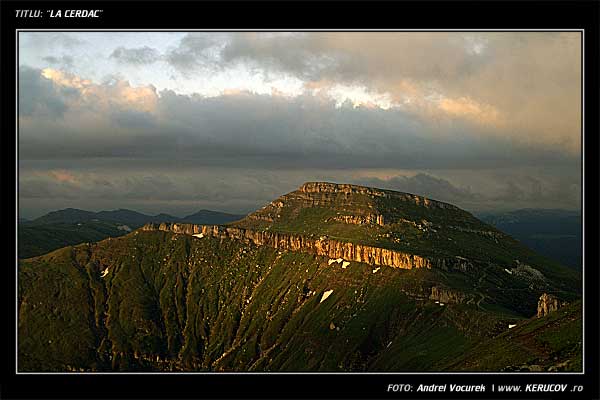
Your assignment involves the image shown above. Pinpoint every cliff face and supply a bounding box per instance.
[21,230,530,373]
[429,286,467,304]
[299,182,459,211]
[537,293,562,318]
[328,214,385,226]
[141,222,432,270]
[243,182,461,230]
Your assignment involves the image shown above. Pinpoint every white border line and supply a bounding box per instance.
[15,29,586,376]
[581,27,585,377]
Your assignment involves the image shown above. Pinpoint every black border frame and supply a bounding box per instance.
[1,1,598,399]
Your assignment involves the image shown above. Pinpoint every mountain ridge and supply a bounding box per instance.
[18,182,581,372]
[18,207,245,259]
[24,207,245,227]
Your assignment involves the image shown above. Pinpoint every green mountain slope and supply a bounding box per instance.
[444,301,582,372]
[19,208,245,259]
[181,210,244,225]
[18,230,508,372]
[28,208,178,227]
[17,182,581,372]
[18,220,129,259]
[232,183,580,308]
[28,208,98,225]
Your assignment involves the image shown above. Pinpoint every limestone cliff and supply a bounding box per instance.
[141,222,432,270]
[429,286,467,304]
[299,182,459,210]
[243,182,462,230]
[537,293,563,318]
[327,214,385,226]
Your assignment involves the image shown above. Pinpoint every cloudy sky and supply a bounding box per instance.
[18,31,582,219]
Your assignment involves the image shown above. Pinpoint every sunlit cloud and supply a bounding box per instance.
[47,169,79,184]
[18,32,582,217]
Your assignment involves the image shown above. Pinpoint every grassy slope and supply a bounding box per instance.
[19,230,522,372]
[17,187,582,372]
[444,301,582,372]
[233,191,581,300]
[18,221,128,259]
[19,210,245,259]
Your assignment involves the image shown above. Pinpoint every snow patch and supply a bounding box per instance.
[504,268,513,275]
[328,259,337,265]
[372,267,380,274]
[439,303,445,306]
[342,261,350,269]
[320,290,334,303]
[336,258,343,263]
[508,324,517,329]
[100,268,109,278]
[192,233,205,239]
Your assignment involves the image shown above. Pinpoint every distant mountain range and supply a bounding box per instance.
[478,209,581,270]
[19,207,583,272]
[18,208,244,258]
[24,207,244,227]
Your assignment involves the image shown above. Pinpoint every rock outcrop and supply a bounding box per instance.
[512,261,546,289]
[429,286,467,304]
[537,293,561,318]
[299,182,459,210]
[244,182,461,229]
[327,214,385,226]
[141,222,432,270]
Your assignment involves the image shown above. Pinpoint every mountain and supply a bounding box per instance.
[29,208,97,225]
[96,209,178,226]
[19,208,245,259]
[18,182,581,372]
[27,207,245,228]
[18,220,129,259]
[447,300,582,372]
[29,208,179,228]
[478,209,582,270]
[181,209,244,225]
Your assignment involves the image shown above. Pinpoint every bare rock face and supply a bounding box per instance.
[429,286,466,304]
[327,214,385,226]
[299,182,458,210]
[537,293,560,318]
[512,261,545,282]
[141,223,432,270]
[434,256,474,273]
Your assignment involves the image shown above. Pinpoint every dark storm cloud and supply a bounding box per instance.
[18,65,581,215]
[18,66,70,118]
[110,109,157,130]
[356,173,481,205]
[18,66,578,172]
[164,32,580,154]
[353,172,580,212]
[110,46,161,65]
[18,166,296,219]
